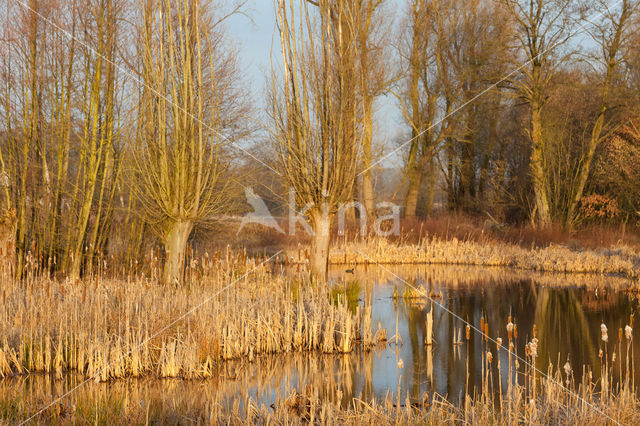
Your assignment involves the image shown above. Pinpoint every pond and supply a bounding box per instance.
[4,264,639,416]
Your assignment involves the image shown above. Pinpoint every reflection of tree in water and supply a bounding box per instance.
[533,288,596,378]
[394,286,427,401]
[331,267,640,402]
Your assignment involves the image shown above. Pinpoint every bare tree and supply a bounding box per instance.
[134,0,247,285]
[271,0,363,280]
[566,0,637,225]
[354,0,389,217]
[397,0,451,218]
[501,0,575,225]
[64,0,121,278]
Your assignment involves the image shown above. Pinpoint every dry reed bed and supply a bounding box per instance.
[0,259,377,380]
[325,237,640,281]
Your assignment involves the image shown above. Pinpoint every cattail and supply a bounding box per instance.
[563,361,571,376]
[484,323,489,341]
[619,328,623,343]
[625,325,633,341]
[496,337,502,350]
[487,352,493,364]
[601,323,608,343]
[514,324,518,339]
[506,322,514,340]
[631,314,635,328]
[466,325,470,341]
[480,317,485,335]
[533,324,537,339]
[599,349,604,359]
[612,352,617,363]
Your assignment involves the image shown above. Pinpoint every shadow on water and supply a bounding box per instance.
[2,264,639,414]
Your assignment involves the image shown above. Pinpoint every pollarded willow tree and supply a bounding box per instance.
[271,0,364,281]
[135,0,247,285]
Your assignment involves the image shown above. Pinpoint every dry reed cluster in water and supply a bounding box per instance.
[0,251,381,382]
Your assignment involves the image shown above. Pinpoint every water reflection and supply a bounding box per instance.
[335,264,639,405]
[3,265,639,413]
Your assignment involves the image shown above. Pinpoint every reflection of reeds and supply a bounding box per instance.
[4,351,640,424]
[328,263,637,294]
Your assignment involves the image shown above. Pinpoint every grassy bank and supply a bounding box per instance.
[324,237,640,281]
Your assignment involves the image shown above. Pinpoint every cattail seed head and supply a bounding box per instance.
[507,322,514,340]
[619,328,623,342]
[533,324,537,339]
[599,349,603,358]
[496,337,502,350]
[480,317,485,333]
[563,361,571,376]
[514,324,518,339]
[625,325,633,341]
[487,352,493,364]
[466,325,470,341]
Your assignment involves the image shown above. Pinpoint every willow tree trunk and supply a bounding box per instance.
[405,166,423,218]
[163,220,193,286]
[361,100,375,216]
[530,106,551,226]
[309,211,332,282]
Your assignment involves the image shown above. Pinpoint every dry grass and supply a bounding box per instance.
[0,254,378,381]
[324,237,640,282]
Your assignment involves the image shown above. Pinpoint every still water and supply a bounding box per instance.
[4,265,640,411]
